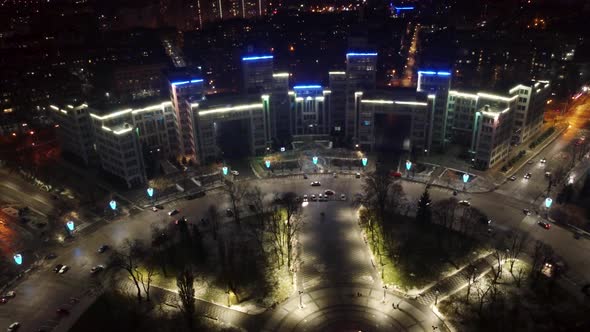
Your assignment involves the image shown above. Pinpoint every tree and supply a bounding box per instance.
[151,225,170,276]
[507,230,529,274]
[110,239,147,302]
[416,188,432,224]
[245,186,268,253]
[176,266,196,330]
[465,264,478,303]
[362,170,392,226]
[274,192,304,272]
[223,179,249,226]
[137,254,158,302]
[207,204,220,240]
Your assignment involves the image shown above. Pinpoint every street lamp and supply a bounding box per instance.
[299,290,304,308]
[147,187,154,199]
[361,157,368,167]
[545,197,553,209]
[265,160,271,169]
[222,166,228,176]
[13,253,22,265]
[66,220,75,232]
[382,285,388,303]
[462,173,470,190]
[434,289,440,305]
[109,200,117,210]
[312,156,318,165]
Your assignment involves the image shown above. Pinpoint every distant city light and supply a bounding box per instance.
[242,55,273,61]
[171,79,203,86]
[346,52,378,57]
[293,85,322,89]
[418,71,452,76]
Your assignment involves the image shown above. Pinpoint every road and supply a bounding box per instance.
[2,171,590,331]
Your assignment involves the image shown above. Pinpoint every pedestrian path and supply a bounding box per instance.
[416,253,495,306]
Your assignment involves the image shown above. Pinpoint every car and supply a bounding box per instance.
[58,265,69,274]
[340,194,346,201]
[545,171,551,178]
[538,221,551,229]
[303,174,308,179]
[90,265,105,274]
[311,181,321,186]
[311,194,317,201]
[4,291,15,298]
[7,322,20,331]
[168,209,179,216]
[56,308,70,315]
[225,209,234,217]
[152,206,158,212]
[0,297,8,304]
[324,190,335,196]
[155,205,164,210]
[53,264,63,273]
[231,170,239,176]
[391,171,402,178]
[333,172,338,178]
[98,245,109,253]
[527,160,534,165]
[458,200,471,207]
[508,175,517,181]
[540,158,547,163]
[523,209,531,216]
[355,172,361,179]
[319,193,328,201]
[303,194,308,202]
[45,253,57,259]
[524,173,532,179]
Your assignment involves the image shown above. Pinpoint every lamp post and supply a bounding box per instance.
[434,289,440,305]
[405,160,412,177]
[312,156,318,165]
[265,160,271,169]
[361,157,368,167]
[13,253,22,265]
[66,220,75,233]
[298,290,304,309]
[462,173,470,191]
[382,285,387,303]
[222,166,228,176]
[544,197,553,219]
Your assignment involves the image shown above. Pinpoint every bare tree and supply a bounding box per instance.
[207,204,220,240]
[362,171,392,225]
[223,179,249,225]
[245,186,268,252]
[514,267,526,287]
[508,231,529,274]
[267,208,287,268]
[109,239,147,302]
[151,224,170,276]
[476,278,493,318]
[465,264,478,303]
[137,254,158,302]
[176,266,196,330]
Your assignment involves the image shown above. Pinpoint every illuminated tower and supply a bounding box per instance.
[417,70,451,151]
[345,52,377,142]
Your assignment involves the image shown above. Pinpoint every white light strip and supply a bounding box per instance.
[329,71,346,75]
[50,105,59,110]
[198,103,262,116]
[114,127,133,135]
[477,92,517,102]
[91,108,133,120]
[101,126,112,132]
[272,73,289,77]
[361,100,394,104]
[450,90,479,99]
[428,94,436,99]
[509,85,527,94]
[323,90,332,94]
[395,101,428,106]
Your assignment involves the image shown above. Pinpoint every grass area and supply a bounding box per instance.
[360,209,485,292]
[439,260,589,332]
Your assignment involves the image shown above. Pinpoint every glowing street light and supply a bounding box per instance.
[222,166,228,176]
[463,173,470,183]
[13,254,22,265]
[312,156,318,165]
[280,147,286,152]
[545,197,553,208]
[109,200,117,210]
[66,220,75,232]
[147,187,154,198]
[405,160,412,171]
[265,160,271,168]
[361,157,368,167]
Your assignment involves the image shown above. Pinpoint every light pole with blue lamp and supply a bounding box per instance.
[462,173,470,191]
[405,160,412,177]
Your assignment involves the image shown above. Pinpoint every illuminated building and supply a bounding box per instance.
[345,52,378,140]
[417,70,452,150]
[328,71,347,139]
[241,55,274,93]
[49,103,95,165]
[289,85,331,137]
[472,104,515,169]
[270,72,291,145]
[509,80,550,144]
[168,72,205,158]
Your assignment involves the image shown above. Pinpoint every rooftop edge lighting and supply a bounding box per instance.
[346,52,378,57]
[198,103,262,116]
[361,100,394,104]
[418,70,451,76]
[272,73,289,77]
[477,92,517,102]
[293,85,322,89]
[242,55,273,61]
[329,71,346,75]
[395,101,428,106]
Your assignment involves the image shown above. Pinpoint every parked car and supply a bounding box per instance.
[311,194,317,201]
[303,194,308,202]
[524,173,532,179]
[225,209,234,217]
[231,170,239,176]
[545,171,551,178]
[168,209,179,216]
[98,245,109,253]
[355,172,361,179]
[303,174,308,179]
[523,209,531,216]
[90,265,105,274]
[152,207,158,212]
[340,194,347,201]
[311,181,321,186]
[508,175,517,181]
[4,291,15,298]
[540,158,547,163]
[324,190,335,196]
[458,200,471,207]
[53,264,64,273]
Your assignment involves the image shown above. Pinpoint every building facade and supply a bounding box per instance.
[289,85,331,137]
[416,70,452,150]
[49,103,94,165]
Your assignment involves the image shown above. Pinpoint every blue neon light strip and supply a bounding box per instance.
[293,85,322,89]
[242,55,274,61]
[418,71,451,76]
[346,53,378,57]
[395,6,415,10]
[171,79,204,86]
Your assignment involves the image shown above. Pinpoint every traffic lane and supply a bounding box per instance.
[0,181,54,216]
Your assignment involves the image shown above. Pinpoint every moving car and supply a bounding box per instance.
[319,193,328,202]
[0,297,8,304]
[168,209,179,216]
[311,181,321,186]
[523,209,531,216]
[53,264,64,273]
[4,291,15,298]
[545,171,551,178]
[355,172,361,179]
[303,194,308,202]
[58,265,69,274]
[340,194,347,201]
[231,170,239,176]
[508,175,517,181]
[7,322,20,331]
[540,158,547,164]
[524,173,532,179]
[538,221,551,229]
[98,245,109,253]
[90,265,105,274]
[324,190,335,196]
[458,200,471,207]
[152,206,158,212]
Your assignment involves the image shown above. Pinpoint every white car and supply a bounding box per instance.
[340,194,346,201]
[90,265,105,274]
[303,194,308,202]
[311,181,321,186]
[458,200,471,207]
[7,322,19,332]
[540,158,547,163]
[231,170,239,176]
[59,265,69,274]
[311,194,317,201]
[4,291,15,298]
[168,209,179,216]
